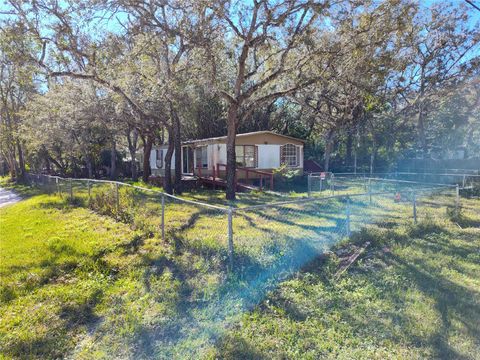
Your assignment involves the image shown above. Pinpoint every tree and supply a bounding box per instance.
[0,24,37,180]
[206,0,323,199]
[392,2,480,159]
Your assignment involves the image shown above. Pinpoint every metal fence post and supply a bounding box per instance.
[319,177,323,192]
[413,190,417,224]
[228,207,234,271]
[331,174,335,195]
[307,173,312,197]
[161,194,165,241]
[69,179,73,201]
[346,198,351,237]
[462,174,466,188]
[455,184,460,214]
[368,178,372,204]
[115,183,120,212]
[56,177,60,196]
[87,180,91,201]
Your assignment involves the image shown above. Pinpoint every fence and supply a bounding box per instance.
[25,173,463,276]
[20,172,470,357]
[328,172,480,188]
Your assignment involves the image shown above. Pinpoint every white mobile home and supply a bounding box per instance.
[149,131,304,179]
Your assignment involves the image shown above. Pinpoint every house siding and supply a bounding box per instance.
[146,132,304,178]
[258,145,281,168]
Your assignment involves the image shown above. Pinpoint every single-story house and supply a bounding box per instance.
[148,131,304,179]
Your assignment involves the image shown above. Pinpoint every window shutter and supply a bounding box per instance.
[280,145,285,165]
[254,146,258,168]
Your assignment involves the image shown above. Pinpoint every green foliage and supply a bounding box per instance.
[272,164,303,190]
[88,186,136,223]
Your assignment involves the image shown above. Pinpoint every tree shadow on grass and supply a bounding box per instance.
[212,222,480,359]
[2,288,105,359]
[384,252,480,359]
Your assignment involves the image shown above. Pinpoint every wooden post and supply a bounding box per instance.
[331,174,335,195]
[259,175,263,191]
[270,173,273,191]
[228,207,234,270]
[56,177,60,196]
[69,179,73,201]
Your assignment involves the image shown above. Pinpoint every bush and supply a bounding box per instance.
[88,186,136,223]
[272,164,304,191]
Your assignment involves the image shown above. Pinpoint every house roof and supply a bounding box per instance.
[182,131,305,145]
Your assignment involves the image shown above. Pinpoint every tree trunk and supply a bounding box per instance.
[172,110,182,194]
[130,150,138,181]
[324,129,334,172]
[346,133,353,170]
[417,101,428,159]
[110,141,117,180]
[164,128,174,195]
[417,66,428,160]
[127,128,139,181]
[86,153,93,178]
[16,141,26,180]
[353,151,357,174]
[370,140,376,175]
[142,136,153,183]
[226,105,238,200]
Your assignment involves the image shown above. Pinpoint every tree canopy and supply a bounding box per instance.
[1,0,479,198]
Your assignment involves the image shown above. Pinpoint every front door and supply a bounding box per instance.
[182,146,194,174]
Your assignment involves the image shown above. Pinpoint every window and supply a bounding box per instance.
[236,145,257,168]
[156,149,163,168]
[195,146,208,168]
[280,144,299,167]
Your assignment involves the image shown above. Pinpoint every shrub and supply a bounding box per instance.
[88,186,136,223]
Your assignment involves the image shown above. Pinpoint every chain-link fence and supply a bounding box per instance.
[26,173,460,276]
[20,172,466,356]
[329,172,480,189]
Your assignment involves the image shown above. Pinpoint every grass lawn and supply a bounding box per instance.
[211,198,480,359]
[0,176,479,359]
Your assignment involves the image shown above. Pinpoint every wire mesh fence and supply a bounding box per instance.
[25,173,460,276]
[329,172,480,189]
[17,172,469,356]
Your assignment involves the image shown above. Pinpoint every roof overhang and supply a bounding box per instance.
[182,131,305,145]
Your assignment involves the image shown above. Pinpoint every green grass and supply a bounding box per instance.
[1,177,478,359]
[209,199,480,359]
